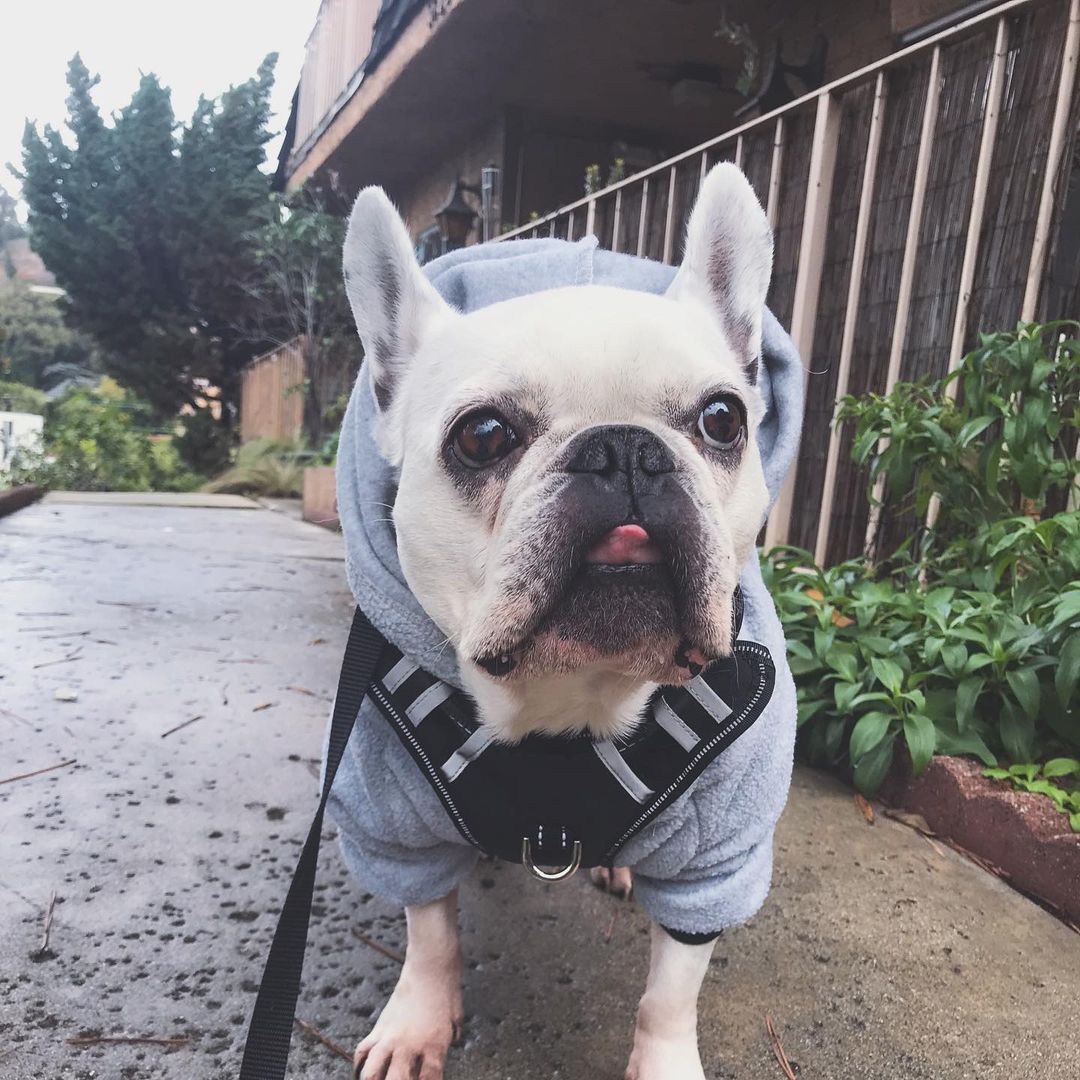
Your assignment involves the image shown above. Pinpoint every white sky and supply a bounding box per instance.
[2,1,321,215]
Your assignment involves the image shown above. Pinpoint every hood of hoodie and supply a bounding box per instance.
[335,235,805,688]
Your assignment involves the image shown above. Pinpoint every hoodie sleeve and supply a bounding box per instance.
[327,698,480,907]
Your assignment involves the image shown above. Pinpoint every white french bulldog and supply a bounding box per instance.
[341,163,773,1080]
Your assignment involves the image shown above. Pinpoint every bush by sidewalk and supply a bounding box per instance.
[7,383,203,492]
[765,323,1080,824]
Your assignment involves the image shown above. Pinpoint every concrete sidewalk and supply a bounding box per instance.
[1,494,1077,1080]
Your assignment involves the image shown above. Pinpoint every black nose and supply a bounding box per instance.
[564,425,675,478]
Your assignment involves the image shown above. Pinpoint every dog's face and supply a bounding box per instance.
[343,164,772,707]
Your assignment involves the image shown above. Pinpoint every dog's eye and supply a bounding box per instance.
[698,395,745,450]
[451,411,520,468]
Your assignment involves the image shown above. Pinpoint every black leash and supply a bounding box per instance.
[239,607,383,1080]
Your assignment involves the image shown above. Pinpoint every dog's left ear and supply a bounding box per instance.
[342,187,452,411]
[666,163,773,381]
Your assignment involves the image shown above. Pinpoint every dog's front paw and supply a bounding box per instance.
[624,1031,706,1080]
[590,865,633,899]
[353,969,463,1080]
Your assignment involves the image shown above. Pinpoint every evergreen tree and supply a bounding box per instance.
[18,54,278,417]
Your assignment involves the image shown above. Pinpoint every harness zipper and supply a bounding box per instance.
[368,681,485,850]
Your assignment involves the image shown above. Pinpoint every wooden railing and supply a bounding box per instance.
[501,0,1080,565]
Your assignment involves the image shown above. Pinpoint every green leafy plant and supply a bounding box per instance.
[203,437,305,497]
[768,324,1080,796]
[984,760,1080,832]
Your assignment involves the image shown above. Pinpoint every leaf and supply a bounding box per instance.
[871,657,904,695]
[936,726,997,767]
[1048,590,1080,634]
[828,647,859,684]
[999,699,1036,763]
[1042,758,1080,779]
[941,643,967,677]
[1005,667,1041,721]
[834,680,863,712]
[955,676,984,734]
[1056,633,1080,709]
[796,698,829,727]
[849,712,892,761]
[903,713,936,774]
[853,733,896,796]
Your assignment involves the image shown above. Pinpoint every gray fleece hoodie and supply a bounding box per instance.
[327,236,803,935]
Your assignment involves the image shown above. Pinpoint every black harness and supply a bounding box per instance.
[239,592,773,1079]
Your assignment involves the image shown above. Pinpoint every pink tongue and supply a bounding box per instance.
[584,524,664,565]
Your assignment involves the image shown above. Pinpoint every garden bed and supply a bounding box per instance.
[0,484,43,517]
[880,755,1080,924]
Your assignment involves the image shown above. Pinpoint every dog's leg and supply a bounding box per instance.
[625,923,714,1080]
[353,889,463,1080]
[590,865,634,899]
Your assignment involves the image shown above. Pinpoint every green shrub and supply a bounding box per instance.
[175,406,233,476]
[9,387,157,491]
[203,438,305,497]
[768,323,1080,807]
[0,380,47,414]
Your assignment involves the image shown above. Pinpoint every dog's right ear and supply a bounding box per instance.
[343,187,451,410]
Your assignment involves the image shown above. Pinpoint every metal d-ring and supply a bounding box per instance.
[520,836,583,882]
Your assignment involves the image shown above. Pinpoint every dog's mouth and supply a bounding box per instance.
[474,522,721,682]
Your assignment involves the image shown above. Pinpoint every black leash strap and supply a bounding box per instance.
[239,608,382,1080]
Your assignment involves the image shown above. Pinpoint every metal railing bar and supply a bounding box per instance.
[767,117,786,228]
[497,0,1039,241]
[1022,0,1080,318]
[637,177,650,256]
[764,92,842,549]
[949,17,1009,363]
[813,71,889,566]
[662,166,679,264]
[865,46,943,556]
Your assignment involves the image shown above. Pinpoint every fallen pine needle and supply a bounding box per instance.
[66,1035,187,1048]
[351,927,405,965]
[603,910,618,943]
[286,684,318,697]
[765,1014,797,1080]
[252,702,276,712]
[295,1018,351,1061]
[160,715,205,739]
[32,653,83,670]
[32,890,56,960]
[854,793,875,824]
[0,759,76,786]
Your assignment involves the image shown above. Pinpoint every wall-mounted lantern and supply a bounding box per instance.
[435,165,502,252]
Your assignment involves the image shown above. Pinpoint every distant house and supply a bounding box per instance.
[0,235,61,297]
[0,411,44,474]
[274,0,1080,565]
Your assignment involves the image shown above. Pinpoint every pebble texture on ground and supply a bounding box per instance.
[1,496,1078,1079]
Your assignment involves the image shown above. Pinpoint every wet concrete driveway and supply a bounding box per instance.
[2,494,1078,1079]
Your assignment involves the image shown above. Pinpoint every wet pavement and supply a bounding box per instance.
[1,494,1078,1080]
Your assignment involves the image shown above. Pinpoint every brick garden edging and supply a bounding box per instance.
[0,484,43,518]
[880,755,1080,924]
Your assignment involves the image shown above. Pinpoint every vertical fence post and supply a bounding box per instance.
[918,19,1011,541]
[662,166,679,264]
[585,198,597,238]
[612,189,623,253]
[767,117,786,228]
[863,45,943,558]
[637,177,650,256]
[735,135,745,169]
[764,93,842,550]
[1022,0,1080,320]
[949,18,1009,363]
[813,72,889,566]
[566,208,575,242]
[698,150,710,190]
